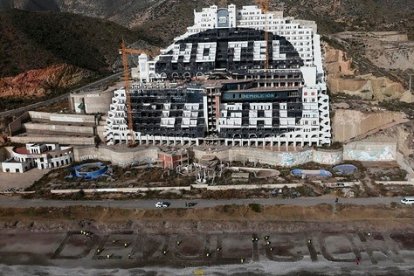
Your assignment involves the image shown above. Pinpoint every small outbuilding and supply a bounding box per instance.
[1,143,74,173]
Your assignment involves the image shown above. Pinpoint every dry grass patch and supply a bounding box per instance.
[0,204,413,224]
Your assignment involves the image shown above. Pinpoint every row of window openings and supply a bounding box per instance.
[224,108,301,114]
[257,82,302,87]
[48,158,72,168]
[17,153,70,163]
[238,16,308,29]
[12,158,72,172]
[173,50,299,57]
[302,114,318,118]
[303,128,320,132]
[238,22,310,31]
[303,121,318,125]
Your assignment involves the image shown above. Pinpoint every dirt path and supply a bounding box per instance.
[0,196,404,210]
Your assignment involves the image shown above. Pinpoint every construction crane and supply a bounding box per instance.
[119,40,152,147]
[257,0,270,70]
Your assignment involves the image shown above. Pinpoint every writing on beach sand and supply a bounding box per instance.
[52,231,408,265]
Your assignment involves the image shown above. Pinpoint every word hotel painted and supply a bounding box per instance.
[105,4,331,148]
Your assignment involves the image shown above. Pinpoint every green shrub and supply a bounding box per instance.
[248,203,262,213]
[72,189,85,200]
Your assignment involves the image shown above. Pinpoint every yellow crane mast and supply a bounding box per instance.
[119,40,151,147]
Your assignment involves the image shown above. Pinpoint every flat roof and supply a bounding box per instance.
[15,147,29,155]
[2,158,22,164]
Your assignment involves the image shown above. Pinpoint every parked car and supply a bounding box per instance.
[290,191,301,198]
[271,188,283,196]
[155,201,170,208]
[401,197,414,205]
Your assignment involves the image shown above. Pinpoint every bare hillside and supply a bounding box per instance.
[2,0,413,44]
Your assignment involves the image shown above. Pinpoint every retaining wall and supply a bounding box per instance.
[28,111,96,124]
[194,148,344,167]
[343,141,397,161]
[70,91,113,114]
[7,112,30,136]
[228,148,313,166]
[69,140,397,168]
[74,146,159,167]
[205,183,301,190]
[23,123,95,135]
[375,181,414,186]
[50,183,301,194]
[51,186,191,194]
[313,150,343,165]
[10,135,95,146]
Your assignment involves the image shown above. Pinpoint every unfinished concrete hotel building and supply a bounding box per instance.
[105,4,331,148]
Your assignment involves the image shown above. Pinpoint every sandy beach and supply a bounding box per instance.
[0,204,413,274]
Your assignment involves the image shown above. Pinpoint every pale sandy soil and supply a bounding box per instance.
[0,169,50,191]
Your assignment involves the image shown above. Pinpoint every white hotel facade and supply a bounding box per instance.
[105,4,331,148]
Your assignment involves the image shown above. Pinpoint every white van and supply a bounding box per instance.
[401,197,414,205]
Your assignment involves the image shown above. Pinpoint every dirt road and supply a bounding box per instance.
[0,196,403,210]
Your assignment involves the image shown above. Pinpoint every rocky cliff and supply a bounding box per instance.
[0,64,93,98]
[332,109,408,143]
[324,42,413,102]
